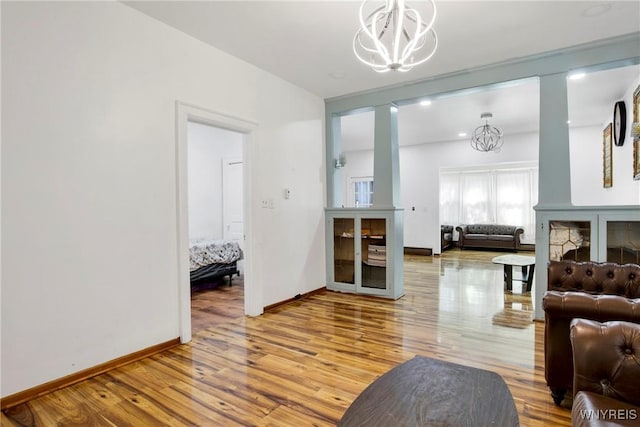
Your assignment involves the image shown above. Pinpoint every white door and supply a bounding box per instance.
[223,158,244,272]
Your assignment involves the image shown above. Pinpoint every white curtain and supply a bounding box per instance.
[461,172,494,224]
[439,174,460,227]
[440,166,538,243]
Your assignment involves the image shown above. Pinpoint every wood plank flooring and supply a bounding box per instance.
[191,277,245,334]
[2,250,572,426]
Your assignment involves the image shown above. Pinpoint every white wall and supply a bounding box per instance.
[570,75,640,206]
[1,1,325,397]
[343,132,539,252]
[187,122,243,241]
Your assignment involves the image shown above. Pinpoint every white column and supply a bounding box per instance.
[327,114,343,208]
[373,103,400,208]
[538,73,572,207]
[534,73,572,320]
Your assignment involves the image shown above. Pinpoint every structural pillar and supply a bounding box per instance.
[373,103,401,208]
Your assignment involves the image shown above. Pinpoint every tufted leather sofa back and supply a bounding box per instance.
[465,224,518,235]
[570,319,640,407]
[548,260,640,298]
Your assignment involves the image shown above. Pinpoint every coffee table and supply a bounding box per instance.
[492,254,536,293]
[338,356,519,427]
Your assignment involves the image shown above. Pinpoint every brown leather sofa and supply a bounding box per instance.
[570,319,640,427]
[542,260,640,405]
[441,225,454,251]
[455,224,523,251]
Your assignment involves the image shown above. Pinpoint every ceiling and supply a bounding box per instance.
[123,1,640,148]
[342,64,640,150]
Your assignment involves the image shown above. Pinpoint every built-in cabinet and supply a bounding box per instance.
[326,208,404,299]
[533,205,640,319]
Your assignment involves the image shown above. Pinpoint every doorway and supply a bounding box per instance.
[187,123,245,334]
[176,102,260,344]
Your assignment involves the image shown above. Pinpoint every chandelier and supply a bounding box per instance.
[353,0,438,73]
[471,113,504,152]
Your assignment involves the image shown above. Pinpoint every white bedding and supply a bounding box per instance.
[189,239,243,271]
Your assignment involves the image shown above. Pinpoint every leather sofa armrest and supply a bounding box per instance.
[543,292,640,322]
[570,319,640,407]
[513,227,524,249]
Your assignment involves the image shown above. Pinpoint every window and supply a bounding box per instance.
[440,165,538,243]
[351,177,374,208]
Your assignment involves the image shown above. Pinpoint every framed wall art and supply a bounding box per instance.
[603,123,613,188]
[633,84,640,140]
[633,84,640,123]
[634,139,640,181]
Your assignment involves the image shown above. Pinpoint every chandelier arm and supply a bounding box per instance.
[415,0,437,39]
[400,1,436,43]
[355,34,382,55]
[399,8,423,63]
[359,1,387,40]
[377,13,392,40]
[391,0,406,63]
[371,9,394,64]
[353,34,393,73]
[400,29,437,67]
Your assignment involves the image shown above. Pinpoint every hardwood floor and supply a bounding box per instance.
[2,250,572,426]
[191,276,245,334]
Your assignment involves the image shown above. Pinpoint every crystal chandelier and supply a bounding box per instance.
[353,0,438,73]
[471,113,504,152]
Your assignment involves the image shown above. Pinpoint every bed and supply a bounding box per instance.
[189,239,243,286]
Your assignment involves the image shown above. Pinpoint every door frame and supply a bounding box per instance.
[175,101,259,344]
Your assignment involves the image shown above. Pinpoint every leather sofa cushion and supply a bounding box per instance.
[543,292,640,321]
[466,224,517,235]
[548,260,640,297]
[465,234,514,241]
[572,392,640,427]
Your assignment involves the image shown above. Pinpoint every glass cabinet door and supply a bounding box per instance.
[548,220,591,261]
[333,218,355,284]
[606,221,640,264]
[360,218,387,289]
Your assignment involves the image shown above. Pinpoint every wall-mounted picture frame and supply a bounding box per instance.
[634,139,640,181]
[633,84,640,139]
[603,123,613,188]
[634,84,640,123]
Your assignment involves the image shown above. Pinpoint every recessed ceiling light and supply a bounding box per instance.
[420,99,432,106]
[581,3,612,18]
[568,72,586,81]
[567,120,571,124]
[458,132,467,137]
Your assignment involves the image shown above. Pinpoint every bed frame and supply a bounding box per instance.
[190,261,239,286]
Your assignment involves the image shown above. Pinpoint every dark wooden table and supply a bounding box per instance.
[339,356,519,427]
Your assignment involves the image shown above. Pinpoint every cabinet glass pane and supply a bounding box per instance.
[549,221,591,261]
[334,218,355,284]
[607,221,640,264]
[361,218,386,289]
